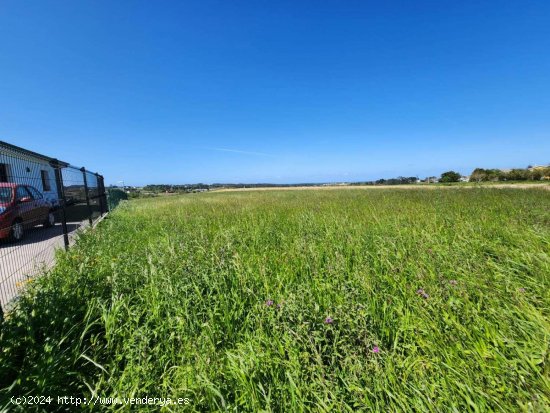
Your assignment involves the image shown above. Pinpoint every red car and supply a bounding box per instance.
[0,183,56,242]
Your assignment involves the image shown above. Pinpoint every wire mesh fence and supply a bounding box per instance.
[0,141,108,316]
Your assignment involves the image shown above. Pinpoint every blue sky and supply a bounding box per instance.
[1,1,549,185]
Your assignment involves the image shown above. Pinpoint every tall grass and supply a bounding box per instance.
[1,188,549,411]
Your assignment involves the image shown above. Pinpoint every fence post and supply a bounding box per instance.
[96,174,103,214]
[52,161,70,251]
[81,167,94,226]
[97,174,108,214]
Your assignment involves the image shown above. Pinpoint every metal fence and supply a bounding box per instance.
[0,141,108,315]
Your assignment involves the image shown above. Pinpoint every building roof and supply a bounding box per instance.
[0,140,69,167]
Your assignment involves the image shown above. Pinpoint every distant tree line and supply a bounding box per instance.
[143,184,210,193]
[374,176,418,185]
[131,165,549,196]
[141,182,326,193]
[469,166,550,182]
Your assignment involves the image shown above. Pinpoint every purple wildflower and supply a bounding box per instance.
[324,317,334,324]
[372,346,380,353]
[265,299,274,307]
[416,288,429,299]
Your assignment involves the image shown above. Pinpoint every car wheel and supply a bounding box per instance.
[44,211,55,227]
[11,220,24,242]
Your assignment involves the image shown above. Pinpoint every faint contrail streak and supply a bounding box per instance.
[202,147,274,157]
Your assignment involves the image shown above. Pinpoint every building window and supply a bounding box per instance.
[0,164,8,182]
[41,170,51,191]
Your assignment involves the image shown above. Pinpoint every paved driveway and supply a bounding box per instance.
[0,220,87,309]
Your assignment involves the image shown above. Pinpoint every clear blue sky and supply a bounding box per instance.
[1,1,549,185]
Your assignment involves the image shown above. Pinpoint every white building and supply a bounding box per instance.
[0,141,69,206]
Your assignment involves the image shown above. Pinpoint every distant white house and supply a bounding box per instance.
[0,141,69,206]
[459,176,470,182]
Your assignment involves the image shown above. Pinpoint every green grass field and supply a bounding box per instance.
[1,188,549,412]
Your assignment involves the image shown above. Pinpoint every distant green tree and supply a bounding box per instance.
[440,171,461,183]
[506,169,530,181]
[470,168,486,182]
[469,168,503,181]
[531,169,543,180]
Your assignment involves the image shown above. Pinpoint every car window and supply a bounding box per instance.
[15,186,31,201]
[0,187,12,203]
[27,186,43,199]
